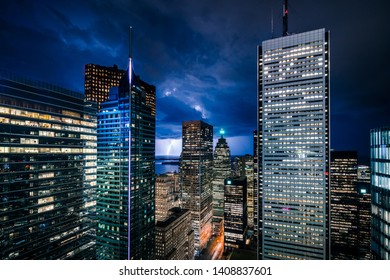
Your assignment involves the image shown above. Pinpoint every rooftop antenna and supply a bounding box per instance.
[271,7,274,38]
[129,26,133,59]
[282,0,288,36]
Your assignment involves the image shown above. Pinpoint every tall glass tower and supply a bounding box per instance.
[257,28,330,259]
[212,129,231,236]
[180,120,213,256]
[0,71,97,259]
[96,30,156,260]
[371,127,390,260]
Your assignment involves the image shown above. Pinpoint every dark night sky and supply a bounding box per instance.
[1,0,389,161]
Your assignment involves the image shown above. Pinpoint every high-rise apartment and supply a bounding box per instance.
[96,33,156,259]
[180,120,213,256]
[224,177,247,251]
[212,129,231,236]
[0,71,97,259]
[84,64,125,108]
[258,28,330,259]
[371,127,390,259]
[330,151,358,259]
[155,207,194,260]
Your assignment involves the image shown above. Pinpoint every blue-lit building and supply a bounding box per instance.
[0,71,97,259]
[371,127,390,259]
[96,49,156,259]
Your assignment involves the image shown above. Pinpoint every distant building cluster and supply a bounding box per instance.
[1,3,389,261]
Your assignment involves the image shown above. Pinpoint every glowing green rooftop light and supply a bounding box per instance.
[220,128,225,137]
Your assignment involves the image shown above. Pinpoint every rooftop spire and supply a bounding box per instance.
[283,0,288,36]
[129,26,133,59]
[220,128,225,139]
[128,26,133,87]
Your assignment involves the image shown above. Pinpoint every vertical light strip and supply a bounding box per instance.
[127,26,133,260]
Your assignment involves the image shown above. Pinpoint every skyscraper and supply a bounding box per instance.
[0,70,97,259]
[224,177,247,252]
[212,129,231,236]
[330,151,358,260]
[258,28,330,259]
[96,30,156,260]
[370,127,390,260]
[253,129,262,259]
[84,64,125,108]
[357,173,371,260]
[180,120,213,256]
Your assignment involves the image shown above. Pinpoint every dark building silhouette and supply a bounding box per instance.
[224,176,247,251]
[330,151,358,259]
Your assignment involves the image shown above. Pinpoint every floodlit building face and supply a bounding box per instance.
[258,28,330,260]
[212,131,231,235]
[84,64,125,108]
[0,71,97,259]
[155,173,180,222]
[371,127,390,260]
[155,208,194,260]
[180,120,213,256]
[96,65,156,260]
[330,151,358,259]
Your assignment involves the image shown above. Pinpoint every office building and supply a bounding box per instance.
[224,177,247,251]
[212,129,231,236]
[155,208,194,260]
[96,34,156,259]
[371,127,390,259]
[0,70,97,259]
[258,28,330,259]
[357,177,371,260]
[155,173,180,222]
[84,64,125,108]
[253,129,262,259]
[180,120,213,256]
[330,151,358,259]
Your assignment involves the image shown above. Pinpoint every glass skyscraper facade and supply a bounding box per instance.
[212,131,231,236]
[371,127,390,260]
[0,71,97,259]
[180,120,213,256]
[96,65,156,260]
[258,28,330,259]
[330,151,358,259]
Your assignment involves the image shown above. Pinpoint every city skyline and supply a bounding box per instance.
[1,0,389,161]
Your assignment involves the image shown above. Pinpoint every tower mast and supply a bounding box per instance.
[282,0,288,36]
